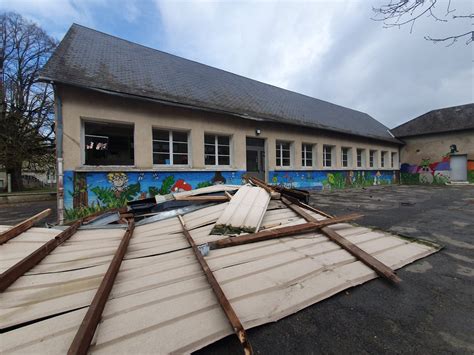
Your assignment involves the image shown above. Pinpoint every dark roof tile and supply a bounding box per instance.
[40,24,398,142]
[392,103,474,137]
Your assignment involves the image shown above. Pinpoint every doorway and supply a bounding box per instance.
[450,154,467,181]
[246,137,266,181]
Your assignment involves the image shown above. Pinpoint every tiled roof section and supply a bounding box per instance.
[392,103,474,138]
[40,24,397,142]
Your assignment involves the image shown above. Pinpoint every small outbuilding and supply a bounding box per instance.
[392,103,474,184]
[39,24,401,222]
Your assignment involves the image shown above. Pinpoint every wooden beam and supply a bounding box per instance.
[210,213,363,249]
[0,220,81,292]
[0,208,52,245]
[178,215,253,355]
[281,198,401,284]
[68,220,135,355]
[246,176,280,199]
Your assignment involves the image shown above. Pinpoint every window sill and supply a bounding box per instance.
[203,166,239,171]
[274,166,293,171]
[77,165,139,172]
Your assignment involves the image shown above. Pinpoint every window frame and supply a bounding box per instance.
[356,148,366,168]
[341,147,352,168]
[381,150,388,168]
[276,140,292,167]
[369,150,377,168]
[391,152,398,168]
[82,119,135,166]
[301,143,314,168]
[204,133,231,167]
[152,129,190,166]
[323,145,334,168]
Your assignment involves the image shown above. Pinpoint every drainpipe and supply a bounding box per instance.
[54,85,65,224]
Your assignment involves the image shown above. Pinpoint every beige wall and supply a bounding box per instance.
[59,85,400,176]
[400,130,474,165]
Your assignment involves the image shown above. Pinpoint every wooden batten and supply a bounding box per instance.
[0,209,52,245]
[210,213,363,249]
[178,215,253,355]
[281,198,401,284]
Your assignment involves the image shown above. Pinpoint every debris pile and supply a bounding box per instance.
[0,177,440,354]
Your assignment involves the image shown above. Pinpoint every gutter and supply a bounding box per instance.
[53,85,65,224]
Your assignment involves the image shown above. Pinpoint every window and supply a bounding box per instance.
[357,148,366,168]
[369,150,377,168]
[205,134,231,166]
[84,121,134,165]
[323,145,333,167]
[391,152,398,168]
[302,143,313,167]
[276,141,291,167]
[381,151,388,168]
[153,129,188,165]
[341,147,352,168]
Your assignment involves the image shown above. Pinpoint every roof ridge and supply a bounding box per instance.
[68,23,375,120]
[393,102,474,131]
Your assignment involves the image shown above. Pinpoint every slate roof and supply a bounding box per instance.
[39,24,398,143]
[392,103,474,138]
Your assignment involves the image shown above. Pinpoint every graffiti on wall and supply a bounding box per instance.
[269,170,398,190]
[400,154,474,185]
[64,170,245,220]
[63,169,398,220]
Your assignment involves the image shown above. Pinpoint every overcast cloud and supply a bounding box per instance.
[2,0,473,128]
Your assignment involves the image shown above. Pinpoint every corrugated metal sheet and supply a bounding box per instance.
[213,185,270,234]
[1,203,438,354]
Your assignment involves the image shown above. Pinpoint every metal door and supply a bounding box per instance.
[450,154,467,181]
[246,138,265,181]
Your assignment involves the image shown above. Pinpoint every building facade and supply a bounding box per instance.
[392,104,474,184]
[40,25,401,222]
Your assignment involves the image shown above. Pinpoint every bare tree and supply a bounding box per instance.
[0,12,57,191]
[372,0,473,46]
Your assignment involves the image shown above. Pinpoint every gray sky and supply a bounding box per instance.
[3,0,473,128]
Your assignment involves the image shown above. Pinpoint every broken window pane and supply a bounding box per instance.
[84,121,134,165]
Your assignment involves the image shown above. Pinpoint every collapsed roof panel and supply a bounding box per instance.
[1,184,440,354]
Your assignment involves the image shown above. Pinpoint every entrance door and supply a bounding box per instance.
[450,154,467,181]
[246,137,265,181]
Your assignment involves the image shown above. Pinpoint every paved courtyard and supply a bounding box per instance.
[0,199,57,225]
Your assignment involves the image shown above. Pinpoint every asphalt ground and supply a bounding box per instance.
[0,199,57,225]
[1,186,473,354]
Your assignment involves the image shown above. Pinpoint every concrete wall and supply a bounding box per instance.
[59,85,400,173]
[400,130,474,164]
[399,130,474,184]
[58,85,401,219]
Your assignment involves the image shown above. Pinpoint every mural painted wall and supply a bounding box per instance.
[269,170,398,190]
[64,170,245,220]
[400,155,474,185]
[63,169,399,220]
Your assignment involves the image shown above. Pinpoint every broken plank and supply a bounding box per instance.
[178,215,253,355]
[0,209,52,245]
[282,198,401,284]
[0,220,82,292]
[212,185,270,235]
[210,213,363,249]
[68,220,135,355]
